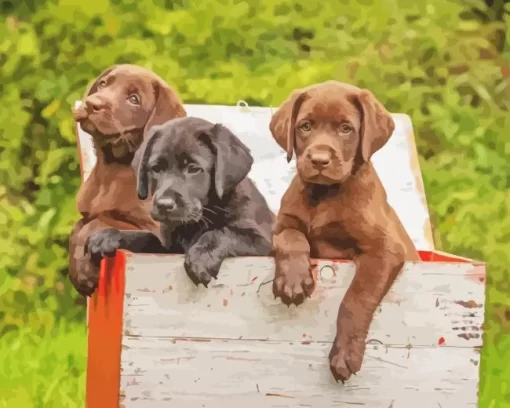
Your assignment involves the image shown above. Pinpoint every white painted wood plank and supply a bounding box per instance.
[122,254,484,348]
[75,102,434,250]
[120,337,479,408]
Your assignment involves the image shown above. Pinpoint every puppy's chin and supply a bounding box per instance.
[297,166,349,186]
[150,209,203,224]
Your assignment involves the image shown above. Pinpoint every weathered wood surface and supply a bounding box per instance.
[75,102,435,251]
[120,338,479,408]
[118,253,484,407]
[122,254,484,348]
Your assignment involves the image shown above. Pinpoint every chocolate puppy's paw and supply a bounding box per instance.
[183,250,221,288]
[328,334,366,383]
[71,259,100,297]
[273,257,315,306]
[85,228,125,266]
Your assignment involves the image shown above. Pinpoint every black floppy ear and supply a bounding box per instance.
[83,65,117,98]
[136,126,163,200]
[204,124,253,199]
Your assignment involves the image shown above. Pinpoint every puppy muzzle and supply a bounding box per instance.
[299,145,348,185]
[151,195,202,223]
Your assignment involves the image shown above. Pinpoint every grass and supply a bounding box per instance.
[0,322,86,408]
[480,284,510,407]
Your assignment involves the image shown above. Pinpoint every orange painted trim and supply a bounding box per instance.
[86,250,126,408]
[418,250,475,263]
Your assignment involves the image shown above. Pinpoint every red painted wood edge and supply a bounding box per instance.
[86,250,126,408]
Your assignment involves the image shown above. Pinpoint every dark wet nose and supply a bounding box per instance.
[85,96,106,113]
[310,152,331,170]
[155,198,177,214]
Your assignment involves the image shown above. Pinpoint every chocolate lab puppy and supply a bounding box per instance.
[269,81,420,383]
[85,117,275,286]
[69,64,186,296]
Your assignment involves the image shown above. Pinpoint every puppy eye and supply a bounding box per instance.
[339,124,352,133]
[186,163,203,174]
[299,122,312,132]
[97,80,107,89]
[150,163,164,173]
[128,94,140,105]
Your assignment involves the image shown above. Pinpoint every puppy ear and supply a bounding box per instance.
[357,89,395,162]
[83,65,118,98]
[136,127,163,200]
[205,124,253,199]
[143,80,186,138]
[269,89,307,162]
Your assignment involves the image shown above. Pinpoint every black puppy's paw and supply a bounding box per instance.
[183,250,222,288]
[85,228,125,266]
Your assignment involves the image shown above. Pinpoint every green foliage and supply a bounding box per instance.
[0,323,86,408]
[0,0,509,406]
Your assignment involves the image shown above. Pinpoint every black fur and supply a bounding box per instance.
[85,117,275,287]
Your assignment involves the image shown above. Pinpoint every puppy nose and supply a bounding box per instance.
[310,153,331,169]
[85,97,106,113]
[155,198,177,213]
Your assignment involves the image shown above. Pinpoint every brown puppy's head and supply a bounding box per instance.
[73,64,186,162]
[269,81,394,185]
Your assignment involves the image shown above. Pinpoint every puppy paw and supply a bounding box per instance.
[273,257,315,306]
[184,251,221,288]
[85,228,125,266]
[70,259,99,297]
[328,334,366,383]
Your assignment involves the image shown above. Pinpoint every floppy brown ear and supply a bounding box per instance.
[357,89,395,162]
[143,81,186,137]
[269,89,307,162]
[204,124,253,199]
[83,65,117,98]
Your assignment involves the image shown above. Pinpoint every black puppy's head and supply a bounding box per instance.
[135,117,253,223]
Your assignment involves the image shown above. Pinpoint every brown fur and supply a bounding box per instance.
[69,64,186,296]
[269,81,420,383]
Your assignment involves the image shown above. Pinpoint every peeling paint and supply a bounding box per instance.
[457,333,480,340]
[225,356,260,362]
[137,288,156,293]
[455,300,481,309]
[265,393,294,399]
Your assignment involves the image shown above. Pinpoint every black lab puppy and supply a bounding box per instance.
[85,117,275,286]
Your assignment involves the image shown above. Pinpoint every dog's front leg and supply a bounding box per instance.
[328,242,406,383]
[184,228,272,287]
[85,228,167,267]
[272,228,314,306]
[69,218,122,297]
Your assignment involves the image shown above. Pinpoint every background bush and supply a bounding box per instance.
[0,0,509,406]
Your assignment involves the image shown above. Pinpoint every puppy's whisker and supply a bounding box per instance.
[125,136,138,152]
[202,215,213,224]
[212,205,230,215]
[203,207,219,217]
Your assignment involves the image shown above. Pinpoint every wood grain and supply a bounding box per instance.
[120,336,479,408]
[122,254,485,348]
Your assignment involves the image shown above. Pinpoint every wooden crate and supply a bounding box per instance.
[75,102,486,408]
